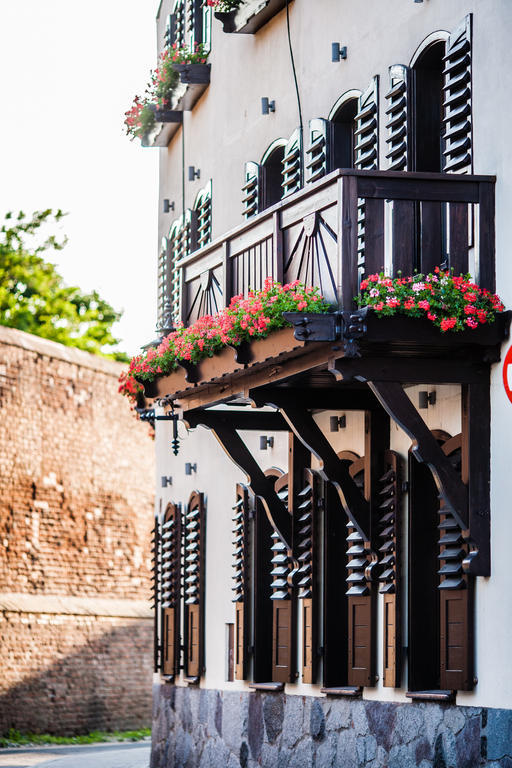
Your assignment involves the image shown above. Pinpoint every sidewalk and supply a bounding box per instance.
[0,741,150,768]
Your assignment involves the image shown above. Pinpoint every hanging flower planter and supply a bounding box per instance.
[174,62,211,85]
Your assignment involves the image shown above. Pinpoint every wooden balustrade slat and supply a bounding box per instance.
[392,200,416,277]
[420,202,443,274]
[448,202,469,276]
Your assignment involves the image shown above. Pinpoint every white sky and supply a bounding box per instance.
[0,0,159,356]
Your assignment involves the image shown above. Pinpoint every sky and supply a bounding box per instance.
[0,1,159,356]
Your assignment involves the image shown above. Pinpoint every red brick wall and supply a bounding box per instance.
[0,327,155,734]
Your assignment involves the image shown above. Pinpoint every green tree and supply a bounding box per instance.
[0,209,128,361]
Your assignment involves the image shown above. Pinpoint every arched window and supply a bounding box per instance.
[329,90,360,170]
[411,39,446,173]
[261,140,286,210]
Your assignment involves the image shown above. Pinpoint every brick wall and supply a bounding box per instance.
[0,327,155,735]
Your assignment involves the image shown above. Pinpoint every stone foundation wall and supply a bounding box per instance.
[151,684,512,768]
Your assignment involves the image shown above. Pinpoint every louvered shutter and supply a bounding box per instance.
[355,78,379,267]
[242,161,261,220]
[151,515,162,672]
[377,451,402,688]
[157,236,172,333]
[194,181,212,250]
[343,454,376,688]
[438,435,474,690]
[187,0,202,47]
[184,491,206,679]
[171,0,186,47]
[323,481,348,688]
[305,119,330,184]
[385,65,411,171]
[161,503,183,678]
[281,128,303,198]
[253,491,275,682]
[232,484,250,680]
[165,14,176,48]
[271,474,295,684]
[295,468,321,684]
[442,15,473,173]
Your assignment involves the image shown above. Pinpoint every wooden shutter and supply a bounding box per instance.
[168,217,186,323]
[295,468,320,684]
[161,503,183,678]
[323,481,348,688]
[187,0,202,47]
[355,78,379,267]
[343,453,376,687]
[271,474,295,683]
[242,161,261,220]
[305,119,330,184]
[253,490,275,682]
[194,181,212,250]
[438,435,474,690]
[157,236,172,332]
[377,451,403,688]
[150,514,162,672]
[232,484,250,680]
[184,491,206,679]
[170,0,186,47]
[281,128,303,198]
[165,14,176,49]
[442,15,473,173]
[385,65,411,171]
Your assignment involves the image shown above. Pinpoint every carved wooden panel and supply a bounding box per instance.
[283,207,338,304]
[185,266,223,325]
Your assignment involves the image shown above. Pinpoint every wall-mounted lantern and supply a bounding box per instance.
[329,415,347,432]
[331,43,347,62]
[261,97,276,115]
[259,436,274,450]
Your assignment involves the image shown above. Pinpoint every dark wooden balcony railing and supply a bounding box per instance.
[175,169,495,327]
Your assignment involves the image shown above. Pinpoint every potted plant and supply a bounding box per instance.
[124,48,180,140]
[208,0,244,33]
[170,43,211,85]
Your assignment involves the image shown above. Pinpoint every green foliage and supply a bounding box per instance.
[0,727,151,747]
[0,210,128,361]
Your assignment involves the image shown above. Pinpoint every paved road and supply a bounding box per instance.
[0,742,150,768]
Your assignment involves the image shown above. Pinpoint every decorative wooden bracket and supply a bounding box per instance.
[367,382,469,530]
[184,410,292,547]
[250,393,371,541]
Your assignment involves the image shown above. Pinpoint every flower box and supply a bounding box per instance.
[216,0,293,34]
[141,108,182,148]
[140,326,304,401]
[174,63,211,85]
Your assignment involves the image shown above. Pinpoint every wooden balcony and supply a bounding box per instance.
[176,168,495,327]
[215,0,293,34]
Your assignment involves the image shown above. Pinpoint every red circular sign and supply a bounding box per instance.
[503,346,512,403]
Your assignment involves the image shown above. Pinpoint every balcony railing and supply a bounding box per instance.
[175,169,495,327]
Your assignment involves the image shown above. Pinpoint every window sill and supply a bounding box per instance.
[406,690,455,702]
[217,0,293,35]
[249,682,285,692]
[321,686,362,698]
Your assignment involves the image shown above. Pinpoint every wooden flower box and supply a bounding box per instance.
[215,0,293,34]
[141,108,182,148]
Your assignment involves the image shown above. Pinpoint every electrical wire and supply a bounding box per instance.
[285,0,304,177]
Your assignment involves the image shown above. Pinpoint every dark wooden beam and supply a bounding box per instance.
[183,410,292,546]
[329,357,481,385]
[184,408,288,432]
[367,381,468,529]
[251,394,371,541]
[249,386,382,411]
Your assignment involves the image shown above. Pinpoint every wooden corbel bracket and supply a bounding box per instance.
[250,393,371,541]
[367,381,469,530]
[183,410,292,547]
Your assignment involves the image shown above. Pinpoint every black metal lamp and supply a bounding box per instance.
[163,199,175,213]
[418,391,436,409]
[329,415,346,432]
[259,436,274,450]
[188,166,200,181]
[261,97,275,115]
[185,462,197,475]
[331,43,347,62]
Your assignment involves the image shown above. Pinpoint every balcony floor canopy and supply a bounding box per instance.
[144,310,510,577]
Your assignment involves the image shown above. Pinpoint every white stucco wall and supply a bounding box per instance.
[152,0,512,710]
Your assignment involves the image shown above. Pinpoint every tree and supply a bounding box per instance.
[0,209,128,361]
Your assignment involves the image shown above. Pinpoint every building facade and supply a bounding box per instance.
[0,327,155,735]
[142,1,512,765]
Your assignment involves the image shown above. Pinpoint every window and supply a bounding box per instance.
[261,140,286,210]
[193,181,212,250]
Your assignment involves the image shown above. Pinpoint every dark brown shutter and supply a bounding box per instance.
[171,0,186,47]
[187,0,202,46]
[253,490,275,682]
[184,491,206,679]
[377,451,403,688]
[150,514,162,672]
[355,78,379,267]
[323,481,349,687]
[281,128,303,198]
[442,15,473,173]
[194,181,212,250]
[343,453,376,687]
[305,119,330,184]
[161,503,183,678]
[232,484,250,680]
[385,65,411,171]
[295,468,320,684]
[271,474,295,683]
[242,161,261,220]
[157,236,172,332]
[438,434,474,690]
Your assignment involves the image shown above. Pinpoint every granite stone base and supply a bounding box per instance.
[151,684,512,768]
